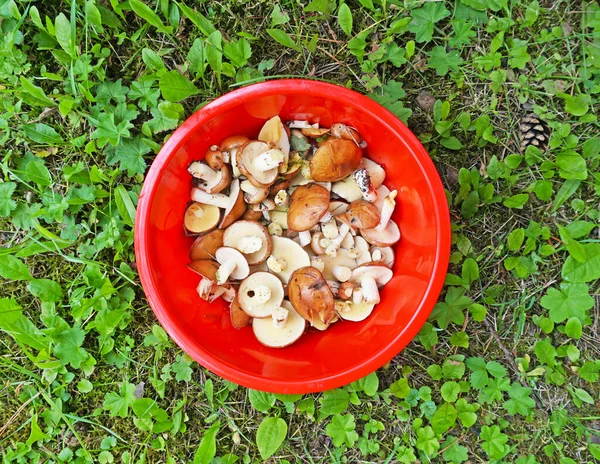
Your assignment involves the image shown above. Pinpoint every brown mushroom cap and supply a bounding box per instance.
[309,138,363,182]
[287,184,330,232]
[186,260,219,280]
[223,220,272,265]
[330,123,363,144]
[301,127,329,138]
[189,228,225,261]
[205,146,225,170]
[208,164,231,194]
[236,140,280,188]
[288,266,335,326]
[242,208,263,221]
[219,135,250,152]
[230,294,252,329]
[219,179,246,229]
[346,200,381,229]
[184,202,220,235]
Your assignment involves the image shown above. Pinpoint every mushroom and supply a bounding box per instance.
[273,189,289,207]
[350,262,393,304]
[329,200,349,215]
[375,190,397,232]
[360,158,385,188]
[190,179,245,229]
[321,220,339,239]
[236,141,280,187]
[288,266,335,326]
[360,191,401,246]
[322,221,351,257]
[332,266,352,282]
[374,184,391,210]
[189,228,224,261]
[242,208,263,221]
[220,135,250,178]
[269,210,288,230]
[346,200,381,229]
[352,167,377,202]
[338,301,375,322]
[230,294,251,329]
[330,123,363,144]
[311,232,326,255]
[301,127,329,138]
[298,230,312,247]
[320,248,357,281]
[310,139,363,182]
[238,272,284,318]
[252,300,306,348]
[268,236,311,283]
[223,220,272,265]
[214,247,250,284]
[338,282,354,300]
[196,278,214,300]
[258,115,290,173]
[331,176,363,203]
[188,161,231,194]
[371,246,395,267]
[187,259,219,280]
[205,146,225,170]
[289,120,315,129]
[240,180,269,205]
[349,236,371,265]
[287,184,330,232]
[184,202,220,235]
[340,232,355,250]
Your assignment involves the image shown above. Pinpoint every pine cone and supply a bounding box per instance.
[520,114,550,152]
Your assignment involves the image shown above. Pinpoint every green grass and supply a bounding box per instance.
[1,0,600,463]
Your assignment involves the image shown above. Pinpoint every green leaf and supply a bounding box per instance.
[176,2,215,36]
[159,70,199,102]
[266,29,301,52]
[54,327,88,368]
[553,180,580,211]
[249,389,276,413]
[578,362,600,382]
[0,182,17,217]
[408,2,450,43]
[19,77,55,106]
[431,402,457,434]
[443,356,466,380]
[206,31,223,84]
[25,160,52,187]
[562,94,591,116]
[481,425,509,460]
[27,279,63,303]
[570,387,594,405]
[103,382,137,418]
[441,136,464,150]
[429,287,472,329]
[337,3,353,36]
[415,426,439,456]
[461,191,479,218]
[390,377,410,398]
[142,48,166,71]
[188,38,206,77]
[534,338,557,366]
[23,123,62,145]
[441,381,461,402]
[449,331,469,348]
[503,193,529,208]
[427,46,464,76]
[0,255,32,281]
[461,258,479,285]
[0,298,50,351]
[172,354,192,381]
[565,221,597,239]
[54,13,74,57]
[270,5,290,26]
[91,113,132,147]
[455,399,478,427]
[318,389,349,418]
[507,228,525,251]
[326,414,359,447]
[114,185,136,227]
[129,0,170,33]
[26,413,51,447]
[256,417,287,460]
[193,421,220,464]
[223,38,252,68]
[565,317,583,339]
[562,243,600,283]
[555,151,587,180]
[503,383,535,416]
[351,371,379,396]
[107,136,150,175]
[442,436,469,463]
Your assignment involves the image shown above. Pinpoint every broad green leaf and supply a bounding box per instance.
[408,2,450,43]
[351,371,379,396]
[27,279,63,303]
[19,77,55,106]
[107,136,150,175]
[270,5,290,26]
[415,426,439,456]
[441,136,464,150]
[206,31,223,84]
[562,94,591,116]
[54,327,88,368]
[427,46,464,76]
[555,151,587,180]
[562,243,600,283]
[0,255,32,281]
[188,39,206,77]
[338,3,353,36]
[103,382,137,418]
[565,317,583,339]
[24,160,52,187]
[503,194,529,208]
[159,70,199,102]
[54,13,73,57]
[193,421,220,464]
[223,38,252,68]
[266,29,301,52]
[503,383,535,416]
[318,389,349,418]
[390,377,411,398]
[26,414,51,447]
[177,2,215,36]
[129,0,170,33]
[553,180,580,211]
[507,228,525,251]
[249,389,276,413]
[0,182,17,217]
[431,402,457,434]
[23,123,62,145]
[114,185,136,227]
[456,398,478,427]
[570,387,594,405]
[442,436,469,463]
[441,381,461,402]
[326,414,359,447]
[256,417,287,460]
[461,258,479,284]
[142,48,166,71]
[481,425,509,460]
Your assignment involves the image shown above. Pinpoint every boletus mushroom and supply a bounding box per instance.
[188,161,231,194]
[220,135,250,178]
[238,272,285,318]
[288,266,335,326]
[350,262,393,304]
[337,300,375,322]
[189,228,224,261]
[258,116,290,173]
[287,184,330,232]
[184,202,220,235]
[187,259,219,280]
[346,200,381,229]
[252,300,306,348]
[360,190,401,246]
[223,220,272,265]
[309,138,363,182]
[330,123,363,144]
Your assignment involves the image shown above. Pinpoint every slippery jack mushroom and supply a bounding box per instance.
[205,146,226,170]
[371,246,395,268]
[237,141,282,187]
[330,123,363,145]
[346,200,381,229]
[287,184,330,232]
[214,247,250,285]
[188,161,231,194]
[184,202,221,235]
[238,272,284,318]
[360,190,401,247]
[191,178,246,229]
[350,262,393,304]
[252,300,306,348]
[220,135,250,178]
[267,236,311,283]
[230,294,251,329]
[288,266,336,327]
[189,228,224,261]
[309,138,363,182]
[223,220,272,265]
[353,167,377,202]
[337,300,376,322]
[240,180,269,205]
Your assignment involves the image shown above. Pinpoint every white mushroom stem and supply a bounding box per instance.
[289,120,313,128]
[216,260,237,284]
[322,221,338,239]
[262,199,276,211]
[359,276,380,303]
[254,149,284,170]
[221,286,236,303]
[375,190,398,232]
[255,285,272,303]
[191,189,230,209]
[353,288,364,304]
[197,279,214,300]
[188,162,219,185]
[353,167,377,202]
[319,212,333,223]
[238,236,263,254]
[267,255,287,272]
[327,280,340,297]
[332,266,352,282]
[274,190,288,206]
[311,257,325,272]
[325,223,351,257]
[372,249,382,261]
[298,230,312,247]
[272,306,289,328]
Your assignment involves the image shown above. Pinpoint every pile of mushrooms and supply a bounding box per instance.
[184,116,400,348]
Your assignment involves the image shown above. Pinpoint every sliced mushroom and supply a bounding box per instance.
[188,161,231,194]
[330,123,363,144]
[238,272,284,318]
[189,228,224,261]
[258,115,290,173]
[184,202,220,235]
[360,158,385,188]
[224,220,272,265]
[350,262,393,304]
[230,294,251,329]
[220,179,246,229]
[346,200,381,229]
[338,301,375,322]
[338,282,354,300]
[310,139,363,182]
[197,278,214,300]
[340,232,355,250]
[214,247,250,284]
[288,266,335,326]
[371,246,395,267]
[237,141,280,187]
[269,236,311,283]
[240,179,269,205]
[321,248,357,281]
[187,260,219,280]
[301,127,329,138]
[331,176,363,203]
[252,300,306,348]
[287,184,330,232]
[374,184,391,211]
[349,236,371,265]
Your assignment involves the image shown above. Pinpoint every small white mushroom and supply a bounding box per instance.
[332,266,352,282]
[311,257,325,272]
[350,263,393,304]
[375,190,398,231]
[359,158,386,188]
[191,189,230,209]
[319,212,334,223]
[267,255,287,273]
[320,249,357,281]
[335,300,352,314]
[338,301,376,322]
[324,222,351,257]
[371,246,395,267]
[214,247,250,284]
[351,236,371,265]
[269,210,288,229]
[322,220,339,239]
[340,232,355,250]
[224,221,272,265]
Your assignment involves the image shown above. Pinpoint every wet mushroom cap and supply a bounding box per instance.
[186,260,219,281]
[288,266,335,325]
[346,200,381,229]
[360,220,401,246]
[252,300,306,348]
[189,228,225,261]
[219,135,250,152]
[184,202,221,235]
[351,262,393,287]
[309,138,363,182]
[287,184,330,232]
[219,179,246,229]
[215,247,250,281]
